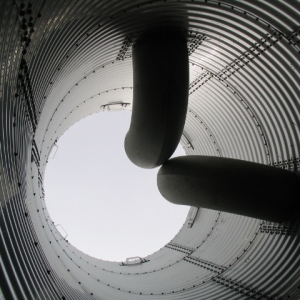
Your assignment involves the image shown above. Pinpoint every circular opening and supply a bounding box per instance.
[44,111,189,261]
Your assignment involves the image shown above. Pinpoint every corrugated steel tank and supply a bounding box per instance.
[0,0,299,299]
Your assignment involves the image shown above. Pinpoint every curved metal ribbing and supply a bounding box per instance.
[0,0,299,299]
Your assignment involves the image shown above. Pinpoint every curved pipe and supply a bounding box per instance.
[157,156,300,223]
[125,35,189,169]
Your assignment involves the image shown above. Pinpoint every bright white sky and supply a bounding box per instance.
[44,110,189,262]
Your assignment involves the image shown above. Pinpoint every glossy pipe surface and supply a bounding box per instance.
[125,35,189,168]
[157,156,300,222]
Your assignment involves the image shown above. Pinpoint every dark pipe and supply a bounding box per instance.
[157,156,300,222]
[125,35,189,169]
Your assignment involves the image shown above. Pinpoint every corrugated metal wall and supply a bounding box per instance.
[0,0,299,299]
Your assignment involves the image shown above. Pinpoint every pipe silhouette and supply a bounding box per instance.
[157,156,300,222]
[125,34,189,168]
